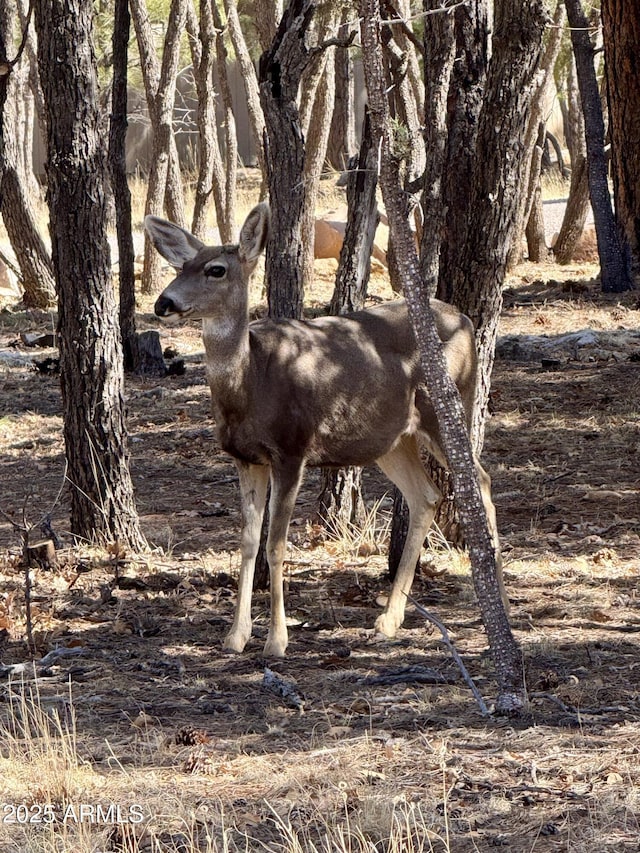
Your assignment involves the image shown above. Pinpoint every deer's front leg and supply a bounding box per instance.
[262,462,304,658]
[223,462,270,653]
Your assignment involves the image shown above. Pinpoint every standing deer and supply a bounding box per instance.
[146,203,506,658]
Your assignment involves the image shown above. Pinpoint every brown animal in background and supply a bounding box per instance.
[146,203,505,657]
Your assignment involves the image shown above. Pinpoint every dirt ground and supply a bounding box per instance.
[0,253,639,852]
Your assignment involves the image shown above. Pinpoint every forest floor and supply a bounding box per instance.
[0,183,639,852]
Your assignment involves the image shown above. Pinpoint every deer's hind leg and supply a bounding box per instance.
[224,462,270,653]
[374,435,441,638]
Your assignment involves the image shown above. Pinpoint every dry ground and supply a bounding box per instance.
[0,202,639,851]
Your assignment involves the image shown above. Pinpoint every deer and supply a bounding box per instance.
[145,202,506,658]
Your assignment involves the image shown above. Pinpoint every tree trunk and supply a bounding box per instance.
[450,0,548,452]
[300,23,337,291]
[190,0,237,242]
[525,127,550,263]
[34,0,145,550]
[319,110,378,534]
[130,0,188,293]
[359,0,523,713]
[553,56,591,264]
[110,0,138,371]
[601,0,640,263]
[565,0,633,292]
[253,0,318,588]
[434,0,489,305]
[0,0,55,309]
[329,109,378,315]
[0,167,56,308]
[507,2,564,269]
[254,0,284,51]
[259,0,317,320]
[224,0,267,186]
[327,16,356,170]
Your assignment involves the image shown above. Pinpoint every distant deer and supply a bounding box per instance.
[146,203,506,658]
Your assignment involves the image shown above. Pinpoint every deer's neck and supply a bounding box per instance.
[202,309,250,414]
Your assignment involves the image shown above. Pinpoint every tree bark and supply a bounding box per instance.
[34,0,145,550]
[434,0,489,305]
[525,125,550,263]
[553,56,591,264]
[359,0,523,713]
[329,109,378,315]
[319,110,378,533]
[450,0,547,451]
[327,15,356,170]
[190,0,237,243]
[601,0,640,264]
[0,0,55,309]
[109,0,139,371]
[508,1,564,268]
[300,10,337,292]
[565,0,632,292]
[224,0,267,186]
[259,0,317,320]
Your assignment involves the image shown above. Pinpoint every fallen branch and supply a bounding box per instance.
[408,594,491,717]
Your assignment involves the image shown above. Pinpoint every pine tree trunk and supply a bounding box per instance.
[130,0,188,293]
[190,0,234,242]
[224,0,267,186]
[259,0,316,320]
[110,0,139,372]
[327,16,356,170]
[319,111,378,534]
[601,0,640,262]
[450,0,548,452]
[565,0,633,292]
[34,0,145,550]
[0,0,55,309]
[525,124,550,263]
[553,58,591,264]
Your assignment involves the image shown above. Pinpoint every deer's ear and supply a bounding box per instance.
[144,216,204,269]
[238,203,270,265]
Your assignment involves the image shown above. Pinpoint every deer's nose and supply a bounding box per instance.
[155,295,177,316]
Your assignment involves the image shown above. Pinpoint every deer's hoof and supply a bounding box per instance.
[374,611,400,639]
[223,630,249,654]
[263,633,288,658]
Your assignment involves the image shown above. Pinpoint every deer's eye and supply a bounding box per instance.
[204,263,227,279]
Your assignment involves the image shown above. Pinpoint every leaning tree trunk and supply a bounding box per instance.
[565,0,632,292]
[601,0,640,263]
[34,0,145,550]
[525,123,551,263]
[359,0,523,713]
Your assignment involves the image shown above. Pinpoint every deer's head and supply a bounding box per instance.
[146,203,270,321]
